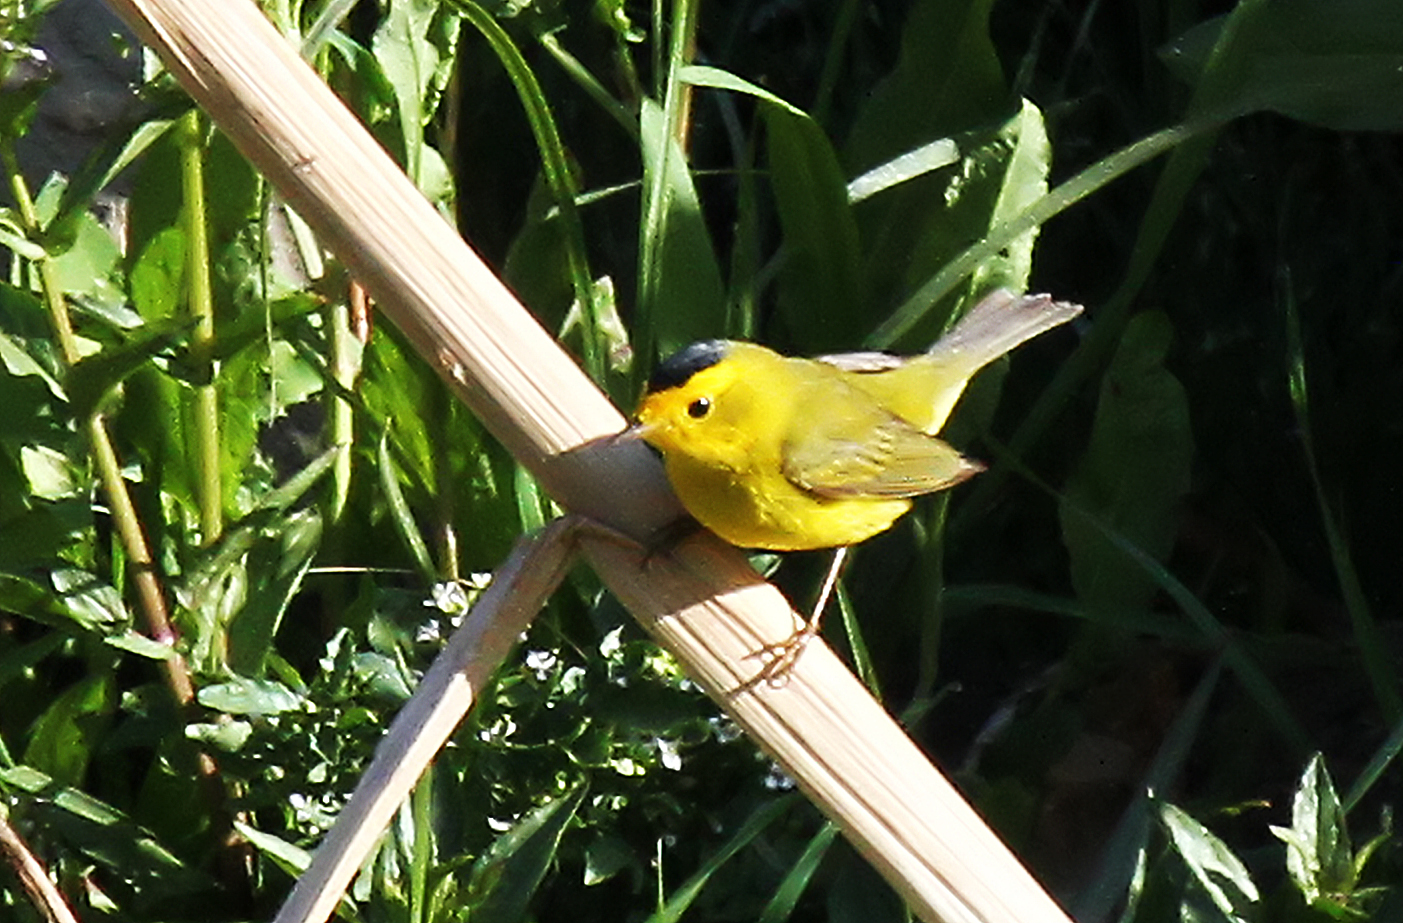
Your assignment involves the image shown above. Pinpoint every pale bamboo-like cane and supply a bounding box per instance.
[99,3,1074,922]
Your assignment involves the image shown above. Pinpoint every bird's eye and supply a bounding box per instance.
[687,397,712,419]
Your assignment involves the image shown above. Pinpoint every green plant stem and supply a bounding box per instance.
[913,494,951,705]
[327,289,363,523]
[812,0,860,123]
[666,0,700,154]
[433,381,459,582]
[2,142,196,707]
[10,133,242,900]
[178,110,223,546]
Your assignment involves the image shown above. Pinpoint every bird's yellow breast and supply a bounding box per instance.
[662,449,912,551]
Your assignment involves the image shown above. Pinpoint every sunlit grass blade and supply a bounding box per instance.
[758,821,839,923]
[866,120,1209,349]
[834,581,880,697]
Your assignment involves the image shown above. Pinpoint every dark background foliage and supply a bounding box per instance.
[0,0,1400,920]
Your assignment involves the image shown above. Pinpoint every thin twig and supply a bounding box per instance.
[0,813,81,923]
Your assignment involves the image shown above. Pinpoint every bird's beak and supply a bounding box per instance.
[616,419,655,443]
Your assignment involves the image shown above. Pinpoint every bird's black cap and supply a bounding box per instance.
[647,340,728,393]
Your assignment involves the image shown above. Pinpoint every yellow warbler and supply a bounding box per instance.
[633,289,1082,551]
[630,288,1081,669]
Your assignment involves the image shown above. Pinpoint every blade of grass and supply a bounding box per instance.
[407,768,432,923]
[866,119,1210,348]
[758,821,839,923]
[450,0,604,382]
[834,581,880,697]
[1072,658,1225,922]
[537,31,638,139]
[1283,282,1402,724]
[812,0,861,124]
[1343,714,1403,813]
[942,584,1199,643]
[645,793,800,923]
[378,428,437,583]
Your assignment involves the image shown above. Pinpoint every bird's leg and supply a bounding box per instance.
[752,546,850,683]
[807,545,848,638]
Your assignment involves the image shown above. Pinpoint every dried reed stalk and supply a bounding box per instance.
[100,3,1073,922]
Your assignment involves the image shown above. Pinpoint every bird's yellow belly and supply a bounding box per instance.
[664,455,911,551]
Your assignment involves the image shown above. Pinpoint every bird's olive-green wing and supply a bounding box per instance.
[780,410,983,499]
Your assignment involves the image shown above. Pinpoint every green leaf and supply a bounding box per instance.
[0,209,46,260]
[226,508,323,676]
[1270,754,1354,906]
[1162,0,1403,130]
[846,139,961,204]
[845,0,1006,172]
[179,446,342,616]
[103,630,178,661]
[197,677,305,715]
[362,323,439,493]
[0,573,75,630]
[373,0,460,189]
[861,101,1049,350]
[766,101,864,351]
[45,201,123,306]
[379,427,436,582]
[0,70,51,142]
[637,97,726,356]
[236,820,312,873]
[23,674,115,787]
[51,568,128,631]
[583,832,636,886]
[128,225,186,321]
[467,785,586,923]
[1159,801,1260,923]
[19,444,76,500]
[66,315,194,419]
[1060,313,1192,619]
[758,822,839,923]
[47,117,179,252]
[185,719,254,752]
[2,763,212,897]
[968,99,1048,298]
[352,650,414,703]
